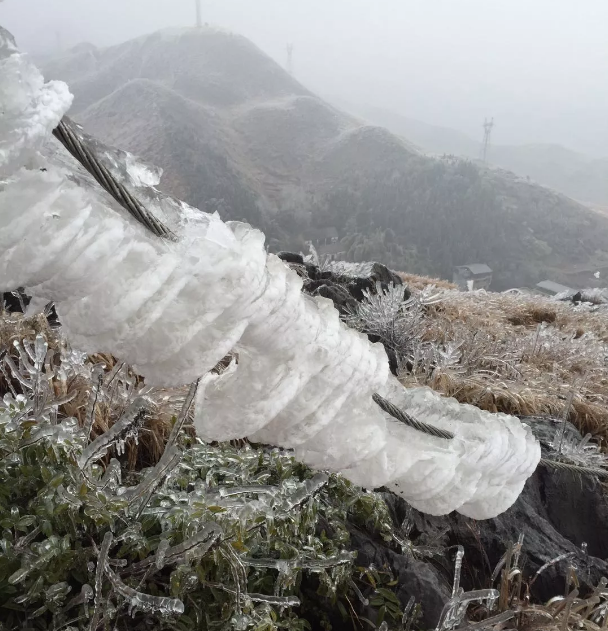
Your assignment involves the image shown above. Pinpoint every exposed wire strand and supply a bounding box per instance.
[52,117,177,241]
[373,392,455,440]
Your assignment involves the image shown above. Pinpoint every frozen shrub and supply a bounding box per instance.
[0,320,398,631]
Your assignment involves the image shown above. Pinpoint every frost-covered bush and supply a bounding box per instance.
[0,321,400,631]
[344,282,446,376]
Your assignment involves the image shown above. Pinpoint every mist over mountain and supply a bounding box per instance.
[334,101,608,207]
[42,27,608,290]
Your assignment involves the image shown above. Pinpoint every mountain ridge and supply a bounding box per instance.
[334,100,608,205]
[42,27,608,290]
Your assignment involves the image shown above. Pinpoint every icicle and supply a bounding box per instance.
[248,593,301,606]
[64,583,93,613]
[89,531,113,631]
[34,334,48,369]
[402,595,416,630]
[154,539,170,570]
[78,397,152,470]
[125,445,181,517]
[530,552,576,587]
[436,549,499,631]
[128,522,222,574]
[284,473,329,509]
[220,543,248,614]
[512,533,524,570]
[104,563,184,617]
[218,485,277,497]
[82,364,106,441]
[243,551,355,571]
[22,338,37,363]
[166,378,201,447]
[452,546,464,597]
[555,388,577,454]
[349,580,370,607]
[99,458,122,491]
[2,352,32,390]
[81,584,94,618]
[123,381,201,516]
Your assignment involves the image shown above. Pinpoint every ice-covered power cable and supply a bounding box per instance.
[0,28,540,519]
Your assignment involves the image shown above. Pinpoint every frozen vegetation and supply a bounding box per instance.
[0,312,569,631]
[5,24,608,631]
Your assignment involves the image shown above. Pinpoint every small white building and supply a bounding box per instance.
[535,280,576,298]
[453,264,493,291]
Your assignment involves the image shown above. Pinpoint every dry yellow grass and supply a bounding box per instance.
[0,312,188,469]
[399,275,608,446]
[397,271,457,291]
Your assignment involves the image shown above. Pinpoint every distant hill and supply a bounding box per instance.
[42,27,608,290]
[336,101,608,206]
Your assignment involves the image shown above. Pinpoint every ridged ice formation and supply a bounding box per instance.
[0,29,540,519]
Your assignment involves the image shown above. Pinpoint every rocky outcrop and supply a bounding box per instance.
[278,253,410,375]
[345,418,608,627]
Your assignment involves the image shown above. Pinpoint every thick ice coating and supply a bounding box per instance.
[0,31,541,519]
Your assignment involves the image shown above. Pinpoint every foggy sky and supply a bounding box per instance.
[2,0,607,156]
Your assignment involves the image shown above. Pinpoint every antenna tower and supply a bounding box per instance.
[480,117,494,162]
[286,43,294,75]
[195,0,202,28]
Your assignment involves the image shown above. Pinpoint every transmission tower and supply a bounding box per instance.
[286,43,294,75]
[195,0,202,28]
[480,117,494,162]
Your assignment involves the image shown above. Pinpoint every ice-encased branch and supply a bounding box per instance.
[0,29,540,519]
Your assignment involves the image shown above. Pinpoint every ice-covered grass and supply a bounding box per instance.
[384,275,608,449]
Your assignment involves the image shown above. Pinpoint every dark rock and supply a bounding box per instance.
[521,417,608,561]
[313,283,358,315]
[2,288,31,313]
[396,560,452,629]
[373,417,608,608]
[366,334,399,375]
[521,415,580,450]
[449,469,608,601]
[383,346,399,376]
[345,273,409,303]
[304,263,321,281]
[346,277,379,302]
[404,463,608,604]
[349,525,451,629]
[277,251,304,265]
[367,262,403,288]
[303,279,329,293]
